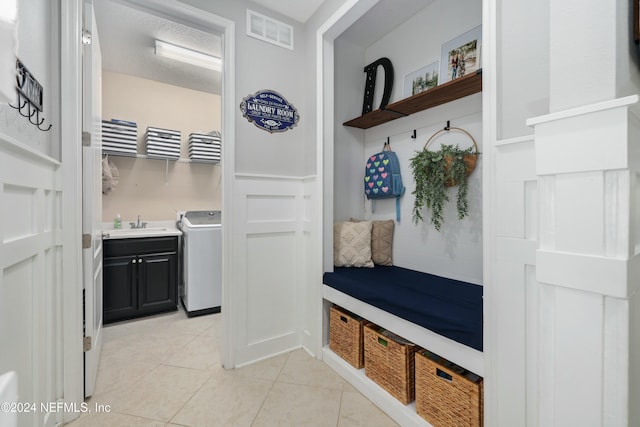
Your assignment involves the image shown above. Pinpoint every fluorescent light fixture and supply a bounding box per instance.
[154,40,221,71]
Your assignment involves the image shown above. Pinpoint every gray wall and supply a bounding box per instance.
[178,0,310,176]
[497,0,549,140]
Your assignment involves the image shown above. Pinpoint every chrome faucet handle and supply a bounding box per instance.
[141,222,148,228]
[129,222,136,229]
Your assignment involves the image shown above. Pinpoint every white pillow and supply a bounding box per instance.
[334,221,374,268]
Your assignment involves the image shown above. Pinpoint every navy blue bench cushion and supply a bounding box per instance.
[323,266,483,352]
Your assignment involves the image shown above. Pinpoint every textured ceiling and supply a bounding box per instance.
[94,0,222,95]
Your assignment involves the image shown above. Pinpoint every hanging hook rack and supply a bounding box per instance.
[29,104,52,132]
[9,99,26,112]
[9,59,53,132]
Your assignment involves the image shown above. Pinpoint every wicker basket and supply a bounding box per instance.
[423,126,479,187]
[329,305,365,369]
[363,323,417,404]
[415,349,483,427]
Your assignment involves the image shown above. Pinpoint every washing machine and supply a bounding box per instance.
[180,210,222,317]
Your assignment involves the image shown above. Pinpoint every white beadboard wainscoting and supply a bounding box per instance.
[228,174,317,367]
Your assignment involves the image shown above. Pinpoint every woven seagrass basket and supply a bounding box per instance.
[415,349,484,427]
[329,305,365,369]
[423,126,479,188]
[363,323,417,404]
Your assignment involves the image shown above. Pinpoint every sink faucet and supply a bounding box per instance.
[129,214,148,229]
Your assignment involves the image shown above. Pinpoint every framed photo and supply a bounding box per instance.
[439,25,482,84]
[403,61,439,98]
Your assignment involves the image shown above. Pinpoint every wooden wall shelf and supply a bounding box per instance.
[343,69,482,129]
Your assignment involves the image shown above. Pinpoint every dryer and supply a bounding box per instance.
[180,210,221,316]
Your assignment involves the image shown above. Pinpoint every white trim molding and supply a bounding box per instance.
[60,0,84,422]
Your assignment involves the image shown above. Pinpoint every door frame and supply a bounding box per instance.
[61,0,85,420]
[61,0,236,417]
[82,0,104,398]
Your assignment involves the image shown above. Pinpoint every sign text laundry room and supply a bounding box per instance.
[240,90,300,133]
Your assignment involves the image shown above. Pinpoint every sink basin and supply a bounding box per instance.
[102,226,182,239]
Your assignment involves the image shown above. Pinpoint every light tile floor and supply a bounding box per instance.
[67,307,398,427]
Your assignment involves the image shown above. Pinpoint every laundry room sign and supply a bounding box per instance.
[240,90,300,133]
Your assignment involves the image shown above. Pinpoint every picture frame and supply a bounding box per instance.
[439,25,482,84]
[403,61,439,98]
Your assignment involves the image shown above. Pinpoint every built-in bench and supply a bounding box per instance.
[323,265,483,376]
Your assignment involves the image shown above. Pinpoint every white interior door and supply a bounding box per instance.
[82,0,103,398]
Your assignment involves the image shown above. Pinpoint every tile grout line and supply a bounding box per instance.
[97,310,220,426]
[87,310,396,426]
[336,389,345,427]
[165,367,214,426]
[158,311,220,425]
[89,351,165,403]
[250,349,292,426]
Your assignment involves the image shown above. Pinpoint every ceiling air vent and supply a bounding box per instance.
[246,9,294,50]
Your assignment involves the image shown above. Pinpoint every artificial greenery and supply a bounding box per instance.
[410,144,475,231]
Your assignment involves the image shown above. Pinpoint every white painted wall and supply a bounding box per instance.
[497,0,549,139]
[0,0,57,159]
[333,38,366,222]
[549,0,617,112]
[333,0,483,284]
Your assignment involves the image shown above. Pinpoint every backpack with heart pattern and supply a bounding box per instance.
[364,141,405,221]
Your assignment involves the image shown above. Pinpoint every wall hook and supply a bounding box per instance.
[8,99,26,111]
[411,129,417,139]
[444,120,451,131]
[17,106,31,118]
[37,122,52,132]
[10,93,53,132]
[29,111,44,126]
[16,96,34,118]
[11,60,54,132]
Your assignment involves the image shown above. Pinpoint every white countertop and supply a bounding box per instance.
[102,220,182,240]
